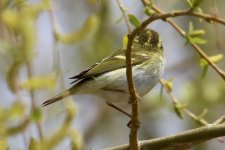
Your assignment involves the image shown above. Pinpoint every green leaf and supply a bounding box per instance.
[127,14,141,28]
[187,22,206,45]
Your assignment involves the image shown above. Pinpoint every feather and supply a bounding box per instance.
[42,89,72,107]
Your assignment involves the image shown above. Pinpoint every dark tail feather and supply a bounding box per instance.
[42,89,72,107]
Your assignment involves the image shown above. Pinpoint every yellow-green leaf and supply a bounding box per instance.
[55,15,99,44]
[20,74,57,90]
[144,7,156,16]
[162,80,173,92]
[209,54,223,63]
[127,14,141,28]
[189,30,205,37]
[189,22,194,32]
[200,54,223,67]
[69,130,84,150]
[198,109,208,118]
[201,65,208,79]
[123,35,128,49]
[0,139,8,150]
[1,9,19,29]
[197,7,204,22]
[29,138,40,150]
[7,62,22,93]
[186,0,194,8]
[186,0,203,9]
[173,103,187,119]
[10,102,25,118]
[174,104,184,119]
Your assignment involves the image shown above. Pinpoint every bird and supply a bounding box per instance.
[42,28,165,107]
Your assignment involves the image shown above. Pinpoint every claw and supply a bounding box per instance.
[127,119,140,128]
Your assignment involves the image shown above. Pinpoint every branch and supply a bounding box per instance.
[116,0,141,149]
[116,0,132,33]
[141,0,225,25]
[160,79,209,126]
[105,117,225,150]
[126,32,140,150]
[149,5,225,81]
[116,1,225,149]
[140,8,225,29]
[140,0,225,80]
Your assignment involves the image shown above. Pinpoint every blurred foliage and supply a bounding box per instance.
[20,74,57,91]
[55,14,99,44]
[0,0,224,150]
[186,22,207,45]
[0,0,83,149]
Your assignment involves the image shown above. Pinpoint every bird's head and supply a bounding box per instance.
[133,28,163,51]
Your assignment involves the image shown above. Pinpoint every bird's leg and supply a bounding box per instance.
[106,103,135,128]
[106,102,131,118]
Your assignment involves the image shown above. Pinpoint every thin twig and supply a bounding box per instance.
[116,0,132,33]
[160,79,209,126]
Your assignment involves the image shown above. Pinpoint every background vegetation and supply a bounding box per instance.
[0,0,225,149]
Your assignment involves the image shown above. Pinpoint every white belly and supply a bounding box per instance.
[81,57,165,103]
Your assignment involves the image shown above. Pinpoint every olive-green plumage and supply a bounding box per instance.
[42,28,165,107]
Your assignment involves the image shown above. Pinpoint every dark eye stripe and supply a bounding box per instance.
[150,31,159,45]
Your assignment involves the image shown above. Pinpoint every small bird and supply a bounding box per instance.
[42,28,165,107]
